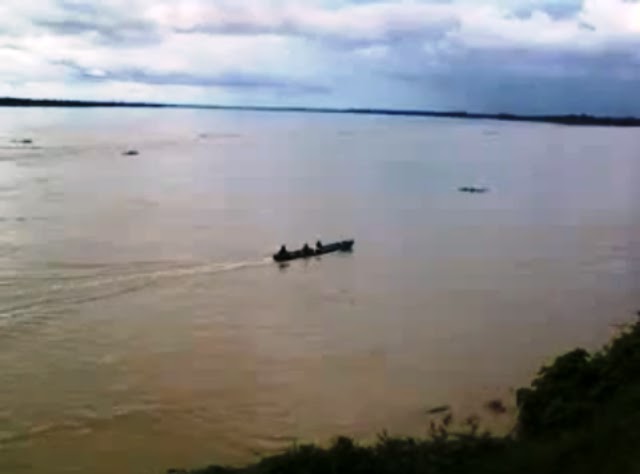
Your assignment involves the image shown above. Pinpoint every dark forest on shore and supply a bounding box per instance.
[2,97,640,127]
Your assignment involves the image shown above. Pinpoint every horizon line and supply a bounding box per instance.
[1,96,639,127]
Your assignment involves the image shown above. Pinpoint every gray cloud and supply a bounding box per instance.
[512,0,584,20]
[33,1,162,46]
[171,2,460,50]
[179,21,455,50]
[60,62,330,95]
[174,21,295,38]
[37,18,162,45]
[57,0,99,15]
[384,40,640,114]
[388,67,640,115]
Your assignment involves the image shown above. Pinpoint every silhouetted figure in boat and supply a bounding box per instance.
[302,243,313,256]
[276,245,288,259]
[316,240,323,251]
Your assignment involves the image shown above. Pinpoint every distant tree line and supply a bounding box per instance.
[2,97,640,126]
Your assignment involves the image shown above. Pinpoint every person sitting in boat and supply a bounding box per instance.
[276,245,288,258]
[302,243,313,256]
[316,240,323,251]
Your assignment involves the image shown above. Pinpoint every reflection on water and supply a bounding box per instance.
[0,109,639,474]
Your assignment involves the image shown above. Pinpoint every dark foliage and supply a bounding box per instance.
[517,321,640,437]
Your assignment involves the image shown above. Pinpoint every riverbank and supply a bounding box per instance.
[171,315,640,474]
[2,97,640,126]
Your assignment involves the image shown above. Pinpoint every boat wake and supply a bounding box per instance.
[0,257,271,330]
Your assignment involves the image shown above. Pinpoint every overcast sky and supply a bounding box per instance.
[1,0,640,114]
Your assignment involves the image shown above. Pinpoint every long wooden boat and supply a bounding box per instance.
[273,240,354,262]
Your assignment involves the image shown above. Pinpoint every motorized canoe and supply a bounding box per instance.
[273,240,354,263]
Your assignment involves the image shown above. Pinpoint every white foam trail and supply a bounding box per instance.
[0,257,272,324]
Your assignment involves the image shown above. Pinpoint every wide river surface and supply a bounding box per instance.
[0,108,639,473]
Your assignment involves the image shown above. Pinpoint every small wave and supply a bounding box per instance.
[0,257,271,329]
[0,402,164,447]
[0,146,43,151]
[198,132,242,140]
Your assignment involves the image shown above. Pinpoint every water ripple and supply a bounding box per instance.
[0,258,270,332]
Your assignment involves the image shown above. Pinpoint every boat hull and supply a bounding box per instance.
[273,240,354,262]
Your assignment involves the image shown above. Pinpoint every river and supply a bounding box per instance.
[0,108,638,473]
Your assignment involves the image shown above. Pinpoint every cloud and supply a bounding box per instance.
[160,1,462,47]
[31,0,162,46]
[36,18,162,45]
[62,61,330,95]
[511,0,584,19]
[0,0,640,113]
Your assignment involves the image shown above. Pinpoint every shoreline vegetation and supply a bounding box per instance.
[2,97,640,127]
[171,315,640,474]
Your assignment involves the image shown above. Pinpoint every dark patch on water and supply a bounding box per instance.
[426,405,451,415]
[484,399,507,415]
